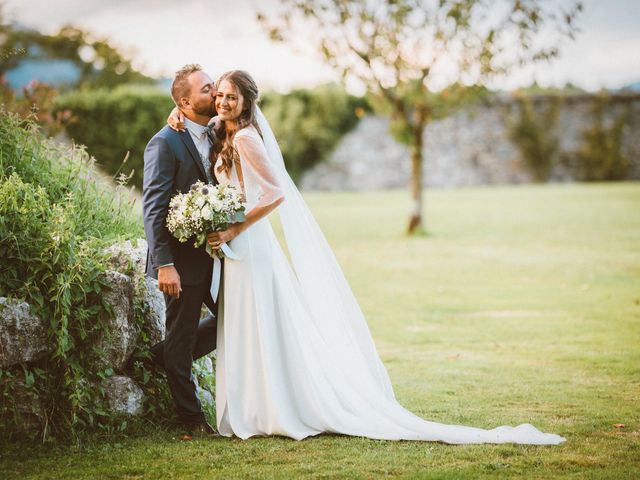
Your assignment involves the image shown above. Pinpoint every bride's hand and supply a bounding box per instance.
[167,107,186,132]
[207,225,242,250]
[211,116,224,135]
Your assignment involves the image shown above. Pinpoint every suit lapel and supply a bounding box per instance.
[179,130,208,181]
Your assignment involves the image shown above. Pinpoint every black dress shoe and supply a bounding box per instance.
[185,421,222,437]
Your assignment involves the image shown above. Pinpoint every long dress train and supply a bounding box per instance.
[212,123,564,445]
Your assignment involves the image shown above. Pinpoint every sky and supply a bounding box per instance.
[3,0,640,94]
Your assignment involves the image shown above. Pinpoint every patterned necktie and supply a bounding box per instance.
[198,128,213,184]
[205,124,216,144]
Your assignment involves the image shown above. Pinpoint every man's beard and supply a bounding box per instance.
[193,102,216,118]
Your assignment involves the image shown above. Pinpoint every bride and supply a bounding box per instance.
[171,69,565,445]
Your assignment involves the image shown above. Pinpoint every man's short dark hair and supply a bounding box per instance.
[171,64,203,106]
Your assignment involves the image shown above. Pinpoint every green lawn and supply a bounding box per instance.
[2,183,639,479]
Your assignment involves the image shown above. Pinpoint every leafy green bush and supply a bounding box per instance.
[508,95,561,182]
[573,95,631,181]
[55,85,174,190]
[0,111,174,442]
[56,83,366,189]
[508,93,634,182]
[0,80,71,137]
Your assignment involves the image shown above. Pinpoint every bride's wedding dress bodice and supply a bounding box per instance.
[213,156,239,189]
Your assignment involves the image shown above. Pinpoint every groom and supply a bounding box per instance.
[142,64,220,436]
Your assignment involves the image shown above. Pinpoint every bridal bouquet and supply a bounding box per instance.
[166,181,246,258]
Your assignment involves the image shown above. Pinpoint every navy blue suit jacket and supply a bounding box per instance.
[142,125,216,286]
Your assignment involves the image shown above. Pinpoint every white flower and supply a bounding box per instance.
[166,181,245,252]
[210,198,223,211]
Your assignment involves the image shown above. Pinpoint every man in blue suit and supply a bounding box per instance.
[142,64,220,436]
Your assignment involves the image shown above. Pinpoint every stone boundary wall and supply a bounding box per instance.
[301,93,640,190]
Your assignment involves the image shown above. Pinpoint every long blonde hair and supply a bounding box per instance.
[213,70,263,178]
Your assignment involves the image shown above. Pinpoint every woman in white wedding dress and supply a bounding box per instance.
[203,70,564,445]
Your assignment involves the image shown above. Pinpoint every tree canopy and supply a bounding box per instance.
[260,0,582,234]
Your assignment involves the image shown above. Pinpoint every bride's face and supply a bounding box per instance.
[215,79,244,122]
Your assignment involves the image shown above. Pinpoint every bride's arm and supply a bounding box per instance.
[207,132,284,248]
[167,106,186,131]
[224,195,284,238]
[167,108,223,137]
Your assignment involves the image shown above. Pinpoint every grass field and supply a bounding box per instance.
[1,182,639,479]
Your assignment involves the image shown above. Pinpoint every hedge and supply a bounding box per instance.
[55,85,173,190]
[56,83,366,188]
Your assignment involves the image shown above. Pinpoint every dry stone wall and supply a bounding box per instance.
[301,94,640,190]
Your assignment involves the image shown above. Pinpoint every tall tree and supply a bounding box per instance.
[259,0,582,234]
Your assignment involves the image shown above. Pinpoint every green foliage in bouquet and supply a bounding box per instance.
[0,111,175,443]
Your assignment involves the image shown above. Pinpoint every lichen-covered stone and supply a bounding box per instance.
[101,375,144,416]
[105,239,165,345]
[200,355,213,375]
[197,387,214,407]
[5,376,46,432]
[0,297,52,367]
[143,276,165,345]
[104,238,147,273]
[97,271,138,371]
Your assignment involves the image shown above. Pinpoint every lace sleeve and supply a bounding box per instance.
[234,128,285,209]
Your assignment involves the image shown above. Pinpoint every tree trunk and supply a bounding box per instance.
[407,128,425,235]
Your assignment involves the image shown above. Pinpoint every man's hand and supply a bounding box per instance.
[158,265,182,298]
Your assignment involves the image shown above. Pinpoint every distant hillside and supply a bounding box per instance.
[5,58,171,92]
[5,59,80,89]
[5,59,168,91]
[1,24,153,90]
[621,81,640,92]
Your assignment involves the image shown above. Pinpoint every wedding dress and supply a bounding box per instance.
[211,109,565,445]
